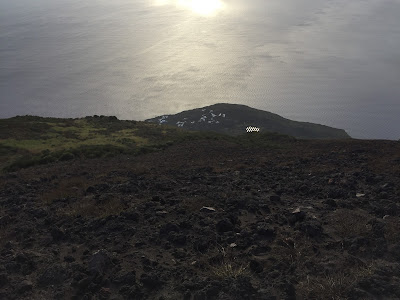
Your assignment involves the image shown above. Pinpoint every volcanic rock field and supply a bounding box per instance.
[1,138,400,299]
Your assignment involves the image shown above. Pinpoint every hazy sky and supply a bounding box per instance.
[0,0,399,139]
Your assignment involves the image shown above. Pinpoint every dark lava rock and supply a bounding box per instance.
[216,219,234,233]
[247,244,271,256]
[283,281,296,300]
[51,226,66,241]
[296,220,323,238]
[357,274,400,297]
[224,276,257,298]
[384,203,400,216]
[249,260,264,273]
[0,273,8,287]
[89,249,112,275]
[4,261,20,274]
[368,219,386,238]
[256,224,276,239]
[259,204,271,213]
[0,215,11,226]
[324,199,337,208]
[270,195,281,202]
[120,209,139,221]
[64,255,76,263]
[257,289,278,300]
[37,265,68,286]
[16,252,37,275]
[372,238,388,257]
[160,223,180,235]
[1,135,400,300]
[327,187,348,199]
[388,242,400,260]
[86,186,96,194]
[18,279,33,294]
[205,281,222,298]
[28,208,48,218]
[112,270,136,285]
[77,276,92,292]
[98,287,112,300]
[193,238,211,253]
[140,272,164,288]
[118,284,144,298]
[193,290,206,300]
[348,236,370,253]
[288,208,306,224]
[167,232,187,245]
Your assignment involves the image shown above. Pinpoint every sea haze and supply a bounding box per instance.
[0,0,399,139]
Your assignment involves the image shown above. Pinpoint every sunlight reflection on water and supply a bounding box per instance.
[153,0,224,16]
[0,0,399,139]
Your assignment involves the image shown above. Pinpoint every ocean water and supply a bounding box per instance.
[1,0,399,139]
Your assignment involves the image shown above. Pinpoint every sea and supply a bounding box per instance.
[1,0,399,139]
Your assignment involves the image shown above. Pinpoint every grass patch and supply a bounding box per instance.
[40,176,91,205]
[0,144,19,156]
[297,272,355,300]
[40,176,126,218]
[297,263,376,300]
[3,144,132,172]
[0,115,298,172]
[58,196,125,218]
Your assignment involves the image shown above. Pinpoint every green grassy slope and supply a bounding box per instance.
[0,115,296,172]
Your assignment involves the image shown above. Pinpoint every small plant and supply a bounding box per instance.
[209,245,250,279]
[211,261,250,279]
[59,152,75,161]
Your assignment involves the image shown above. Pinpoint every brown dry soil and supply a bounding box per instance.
[0,138,400,299]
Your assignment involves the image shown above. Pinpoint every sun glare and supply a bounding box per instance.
[178,0,223,16]
[154,0,224,16]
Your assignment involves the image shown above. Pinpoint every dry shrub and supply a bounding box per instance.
[383,216,400,245]
[297,263,375,300]
[57,195,125,218]
[327,209,372,239]
[40,177,91,205]
[211,262,250,279]
[270,233,316,271]
[297,272,353,300]
[210,245,250,279]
